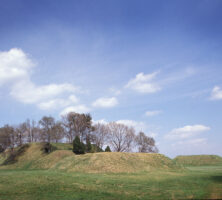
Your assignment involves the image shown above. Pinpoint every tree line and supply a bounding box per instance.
[0,112,158,154]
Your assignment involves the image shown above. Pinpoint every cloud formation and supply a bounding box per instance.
[175,138,207,146]
[166,124,210,140]
[0,48,33,85]
[37,95,78,110]
[92,119,108,125]
[145,110,162,117]
[125,71,161,93]
[60,105,90,116]
[116,119,146,132]
[210,86,222,100]
[0,48,81,111]
[92,97,118,108]
[11,81,78,104]
[109,88,121,96]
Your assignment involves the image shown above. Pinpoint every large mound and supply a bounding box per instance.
[0,143,181,173]
[174,155,222,166]
[51,152,182,173]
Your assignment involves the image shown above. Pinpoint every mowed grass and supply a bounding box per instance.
[0,167,222,200]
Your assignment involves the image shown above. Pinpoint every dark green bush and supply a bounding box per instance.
[43,142,56,153]
[0,145,4,153]
[86,137,92,153]
[105,146,111,152]
[73,136,85,154]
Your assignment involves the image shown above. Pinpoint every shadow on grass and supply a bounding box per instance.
[211,176,222,183]
[1,144,30,165]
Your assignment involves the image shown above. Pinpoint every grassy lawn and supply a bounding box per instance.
[0,167,222,200]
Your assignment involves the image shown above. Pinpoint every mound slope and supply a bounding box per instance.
[0,154,5,165]
[174,155,222,166]
[51,151,181,173]
[0,143,181,173]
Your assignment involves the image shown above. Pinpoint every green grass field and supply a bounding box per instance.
[0,143,222,199]
[0,167,222,200]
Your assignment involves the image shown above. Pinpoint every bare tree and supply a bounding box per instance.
[107,122,135,152]
[0,125,16,150]
[62,112,92,143]
[62,114,73,143]
[136,132,158,153]
[32,124,41,142]
[51,122,65,143]
[125,127,136,152]
[39,116,55,143]
[30,120,38,142]
[24,119,32,143]
[92,123,109,149]
[15,122,27,146]
[0,125,12,151]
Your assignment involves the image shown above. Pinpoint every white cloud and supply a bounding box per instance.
[125,72,161,93]
[184,138,207,145]
[92,119,108,125]
[210,86,222,100]
[109,88,121,96]
[11,81,78,104]
[145,110,162,117]
[0,48,34,85]
[92,97,118,108]
[37,95,78,110]
[116,119,146,132]
[173,138,207,146]
[0,48,81,111]
[69,95,78,103]
[159,67,196,86]
[166,124,210,140]
[60,105,90,116]
[148,132,158,138]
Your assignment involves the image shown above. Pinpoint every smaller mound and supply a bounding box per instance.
[174,155,222,166]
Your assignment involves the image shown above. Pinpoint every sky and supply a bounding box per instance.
[0,0,222,157]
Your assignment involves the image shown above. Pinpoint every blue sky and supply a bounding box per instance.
[0,0,222,157]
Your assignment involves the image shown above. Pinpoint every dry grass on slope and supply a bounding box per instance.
[50,152,181,173]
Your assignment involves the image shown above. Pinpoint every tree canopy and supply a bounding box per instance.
[0,112,158,154]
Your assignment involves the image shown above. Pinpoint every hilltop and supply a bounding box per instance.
[0,143,181,173]
[174,155,222,166]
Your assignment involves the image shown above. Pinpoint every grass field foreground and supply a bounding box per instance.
[0,166,222,200]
